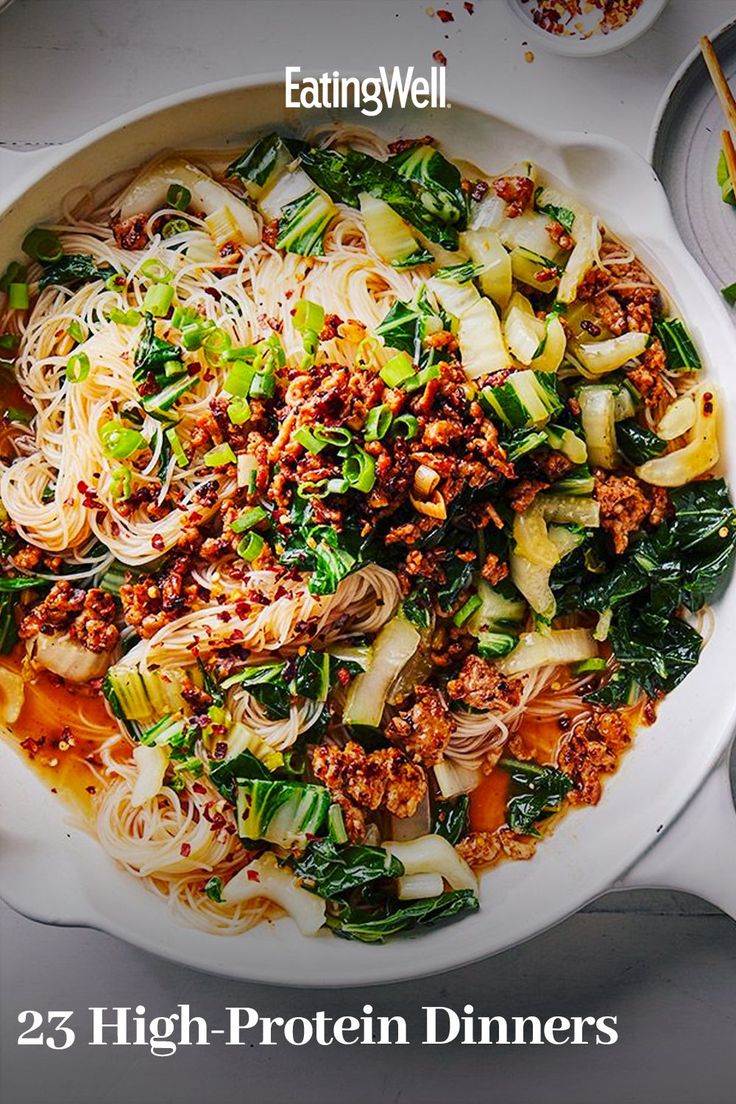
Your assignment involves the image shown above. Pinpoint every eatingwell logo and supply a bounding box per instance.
[285,66,448,116]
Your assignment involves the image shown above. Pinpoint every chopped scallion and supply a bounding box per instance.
[99,420,146,459]
[363,404,393,441]
[293,299,325,334]
[162,218,191,239]
[227,396,251,425]
[403,363,440,393]
[721,282,736,305]
[105,272,127,292]
[143,283,175,317]
[22,228,63,263]
[237,531,265,561]
[0,262,26,293]
[165,427,188,467]
[380,351,415,388]
[140,258,174,283]
[110,465,132,500]
[107,307,142,326]
[231,505,268,533]
[223,359,256,397]
[294,423,353,453]
[65,351,90,383]
[203,442,236,467]
[392,413,419,439]
[166,183,192,211]
[66,319,87,343]
[202,328,232,365]
[0,334,19,351]
[572,657,607,675]
[8,283,29,310]
[249,370,276,398]
[342,447,376,493]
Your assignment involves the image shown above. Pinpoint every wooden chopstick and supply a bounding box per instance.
[700,34,736,133]
[722,129,736,198]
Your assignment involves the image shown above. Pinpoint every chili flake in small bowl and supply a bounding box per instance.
[507,0,668,56]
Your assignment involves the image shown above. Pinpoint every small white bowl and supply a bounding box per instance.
[506,0,668,57]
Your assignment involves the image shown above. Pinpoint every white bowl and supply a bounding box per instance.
[0,75,735,986]
[506,0,669,57]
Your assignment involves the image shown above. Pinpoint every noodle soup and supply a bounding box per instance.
[0,126,733,943]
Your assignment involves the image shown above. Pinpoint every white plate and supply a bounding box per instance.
[1,77,735,985]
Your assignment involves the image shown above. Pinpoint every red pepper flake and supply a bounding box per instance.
[437,8,454,21]
[464,1,474,11]
[204,286,222,301]
[20,736,43,758]
[151,533,165,551]
[192,782,207,795]
[471,179,489,202]
[432,49,447,65]
[213,742,228,760]
[180,842,192,857]
[86,785,97,795]
[246,869,260,883]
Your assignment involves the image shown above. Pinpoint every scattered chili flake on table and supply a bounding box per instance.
[433,49,448,65]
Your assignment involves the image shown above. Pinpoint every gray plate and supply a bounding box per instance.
[651,19,736,303]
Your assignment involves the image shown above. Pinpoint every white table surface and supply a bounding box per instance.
[1,2,735,1102]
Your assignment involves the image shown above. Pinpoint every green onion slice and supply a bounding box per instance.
[294,423,353,454]
[231,505,268,533]
[363,404,393,441]
[166,184,192,211]
[202,328,232,365]
[293,299,325,334]
[22,228,63,263]
[162,218,191,239]
[227,396,251,425]
[380,351,415,388]
[140,258,174,283]
[99,420,146,459]
[165,427,188,467]
[65,351,90,383]
[143,283,175,317]
[342,446,376,492]
[203,442,236,467]
[223,359,257,398]
[66,319,87,344]
[105,273,127,292]
[392,414,419,439]
[110,465,132,500]
[237,531,265,561]
[107,307,142,327]
[8,283,29,310]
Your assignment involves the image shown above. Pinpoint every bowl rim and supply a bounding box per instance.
[1,70,735,986]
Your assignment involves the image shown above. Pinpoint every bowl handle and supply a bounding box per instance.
[616,753,736,919]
